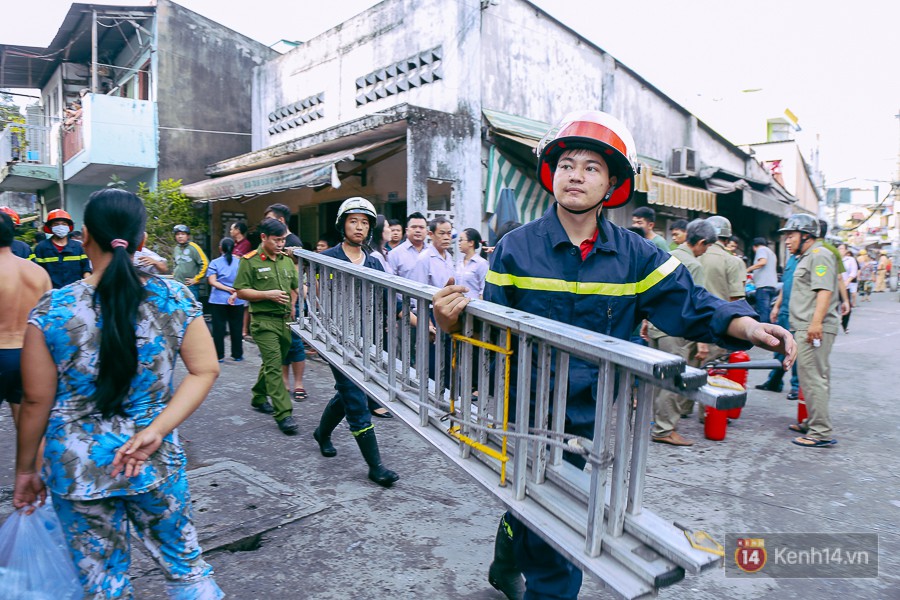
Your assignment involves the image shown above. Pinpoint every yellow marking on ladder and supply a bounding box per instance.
[449,329,514,486]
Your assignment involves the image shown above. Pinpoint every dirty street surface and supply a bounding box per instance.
[1,292,898,600]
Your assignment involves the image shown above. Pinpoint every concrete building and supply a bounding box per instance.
[826,182,895,249]
[178,0,803,251]
[0,1,277,228]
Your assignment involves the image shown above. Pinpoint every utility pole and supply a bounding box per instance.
[91,10,98,94]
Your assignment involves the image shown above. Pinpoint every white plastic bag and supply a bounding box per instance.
[0,502,82,600]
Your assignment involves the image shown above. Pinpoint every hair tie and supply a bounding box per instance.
[110,238,129,249]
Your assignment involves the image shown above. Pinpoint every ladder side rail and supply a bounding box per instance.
[607,371,635,538]
[531,341,553,484]
[549,351,570,467]
[513,334,533,502]
[627,377,656,515]
[586,360,616,557]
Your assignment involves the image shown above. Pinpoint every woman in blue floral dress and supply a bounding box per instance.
[13,189,223,599]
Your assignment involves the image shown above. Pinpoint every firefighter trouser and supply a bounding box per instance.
[328,366,373,433]
[506,511,582,600]
[250,313,293,421]
[795,330,835,440]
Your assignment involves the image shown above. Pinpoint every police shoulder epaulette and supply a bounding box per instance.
[243,250,258,259]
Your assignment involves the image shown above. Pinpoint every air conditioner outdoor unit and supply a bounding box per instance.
[670,147,697,177]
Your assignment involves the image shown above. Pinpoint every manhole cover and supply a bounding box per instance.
[186,459,325,551]
[130,459,325,572]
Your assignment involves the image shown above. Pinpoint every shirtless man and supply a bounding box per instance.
[0,212,51,423]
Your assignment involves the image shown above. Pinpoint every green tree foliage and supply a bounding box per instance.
[137,179,206,260]
[0,93,26,158]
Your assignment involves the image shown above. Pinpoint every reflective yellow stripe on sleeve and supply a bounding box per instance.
[35,256,56,263]
[485,255,681,297]
[63,255,87,262]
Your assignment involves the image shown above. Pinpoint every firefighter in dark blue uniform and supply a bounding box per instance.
[0,207,34,261]
[312,197,399,488]
[33,208,91,289]
[433,110,797,600]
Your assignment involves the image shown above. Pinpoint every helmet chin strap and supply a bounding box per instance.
[557,187,614,215]
[792,233,813,255]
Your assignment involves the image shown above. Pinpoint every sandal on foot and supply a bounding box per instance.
[293,388,308,401]
[788,423,809,434]
[792,436,836,448]
[651,432,694,446]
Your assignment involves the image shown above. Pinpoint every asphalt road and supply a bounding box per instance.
[1,291,898,599]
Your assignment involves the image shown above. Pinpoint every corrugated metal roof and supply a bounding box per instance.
[0,4,153,89]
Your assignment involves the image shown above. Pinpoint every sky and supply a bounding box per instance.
[2,0,898,192]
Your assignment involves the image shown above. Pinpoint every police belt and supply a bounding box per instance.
[250,311,291,320]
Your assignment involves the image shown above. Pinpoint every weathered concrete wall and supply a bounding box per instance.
[247,0,483,232]
[252,0,480,151]
[481,0,748,176]
[406,106,482,230]
[155,0,276,185]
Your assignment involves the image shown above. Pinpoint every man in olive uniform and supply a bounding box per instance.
[698,216,747,360]
[780,214,840,447]
[646,219,716,445]
[234,218,300,435]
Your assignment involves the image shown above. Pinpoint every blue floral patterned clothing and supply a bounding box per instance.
[52,471,223,600]
[28,277,202,500]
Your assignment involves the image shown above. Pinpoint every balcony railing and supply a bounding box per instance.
[61,93,157,184]
[62,121,84,163]
[0,123,55,166]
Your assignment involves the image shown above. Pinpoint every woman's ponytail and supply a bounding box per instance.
[84,189,147,419]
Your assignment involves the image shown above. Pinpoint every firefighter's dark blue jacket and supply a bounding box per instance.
[11,239,34,261]
[33,238,92,289]
[485,205,756,430]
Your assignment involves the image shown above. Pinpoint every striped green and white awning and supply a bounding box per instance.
[484,145,555,224]
[483,108,552,145]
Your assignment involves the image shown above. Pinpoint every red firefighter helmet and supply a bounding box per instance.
[43,209,75,234]
[536,110,639,209]
[0,206,20,226]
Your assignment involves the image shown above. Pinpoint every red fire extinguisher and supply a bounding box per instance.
[704,406,728,441]
[724,351,750,419]
[797,387,807,423]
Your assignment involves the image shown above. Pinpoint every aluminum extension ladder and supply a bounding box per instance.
[291,249,742,599]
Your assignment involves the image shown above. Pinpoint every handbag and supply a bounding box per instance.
[0,502,82,599]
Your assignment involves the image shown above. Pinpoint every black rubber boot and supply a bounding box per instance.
[488,515,524,600]
[313,395,345,457]
[354,428,399,487]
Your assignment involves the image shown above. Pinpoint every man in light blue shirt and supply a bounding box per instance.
[387,212,428,279]
[408,216,455,387]
[409,217,455,288]
[748,237,777,323]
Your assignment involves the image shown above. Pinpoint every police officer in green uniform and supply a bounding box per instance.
[234,218,300,435]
